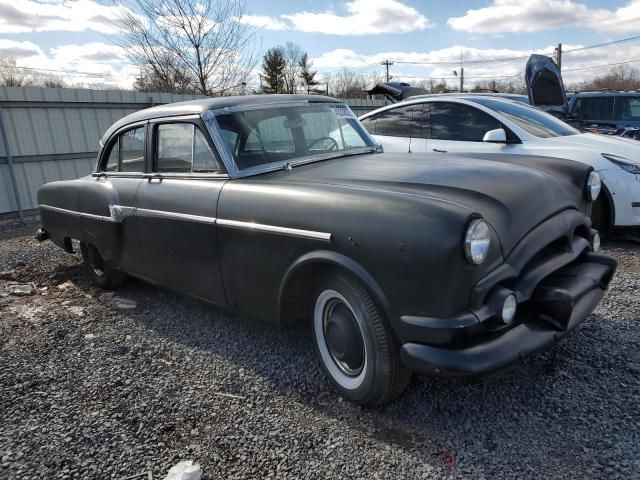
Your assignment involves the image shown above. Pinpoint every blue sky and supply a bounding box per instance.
[0,0,639,89]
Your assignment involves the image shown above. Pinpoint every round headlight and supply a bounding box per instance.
[587,171,601,202]
[464,219,491,265]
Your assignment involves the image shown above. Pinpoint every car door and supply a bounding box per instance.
[361,104,428,153]
[135,117,228,305]
[427,101,522,155]
[92,123,146,275]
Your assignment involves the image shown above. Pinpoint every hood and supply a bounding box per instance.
[540,132,640,168]
[525,54,567,114]
[366,82,427,102]
[282,152,589,254]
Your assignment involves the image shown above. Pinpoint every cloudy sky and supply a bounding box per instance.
[1,0,639,89]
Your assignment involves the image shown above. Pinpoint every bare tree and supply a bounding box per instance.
[567,65,640,92]
[328,68,384,98]
[282,42,303,94]
[0,58,66,88]
[115,0,259,95]
[470,76,526,94]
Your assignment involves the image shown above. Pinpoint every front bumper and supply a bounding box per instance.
[401,253,615,376]
[398,208,617,377]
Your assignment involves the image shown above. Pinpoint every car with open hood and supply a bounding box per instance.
[360,61,640,236]
[36,95,615,406]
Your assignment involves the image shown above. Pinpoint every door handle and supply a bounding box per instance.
[144,174,163,183]
[432,148,447,153]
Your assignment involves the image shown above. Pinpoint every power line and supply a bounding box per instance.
[392,33,640,66]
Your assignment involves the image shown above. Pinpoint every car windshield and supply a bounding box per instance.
[214,102,376,171]
[470,97,580,138]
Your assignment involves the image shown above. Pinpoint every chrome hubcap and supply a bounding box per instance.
[314,290,368,390]
[323,300,365,376]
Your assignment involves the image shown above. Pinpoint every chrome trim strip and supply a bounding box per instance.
[217,218,332,241]
[40,204,114,222]
[40,204,331,240]
[135,207,217,225]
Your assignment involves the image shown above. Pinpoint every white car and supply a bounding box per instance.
[359,94,640,234]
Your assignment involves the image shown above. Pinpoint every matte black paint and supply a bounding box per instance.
[37,95,616,377]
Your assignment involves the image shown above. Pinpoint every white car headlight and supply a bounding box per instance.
[464,219,491,265]
[586,171,601,202]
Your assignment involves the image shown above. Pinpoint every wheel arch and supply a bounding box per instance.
[278,250,391,326]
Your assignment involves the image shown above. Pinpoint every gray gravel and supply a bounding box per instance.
[1,226,639,480]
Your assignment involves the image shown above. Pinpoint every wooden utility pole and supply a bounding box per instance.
[381,60,393,82]
[555,43,562,72]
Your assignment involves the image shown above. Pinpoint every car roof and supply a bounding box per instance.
[101,94,340,145]
[568,90,640,97]
[359,93,527,118]
[408,92,528,101]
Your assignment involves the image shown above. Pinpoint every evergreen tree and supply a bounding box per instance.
[298,54,319,94]
[261,47,286,94]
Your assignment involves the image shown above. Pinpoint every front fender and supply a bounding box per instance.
[278,250,391,321]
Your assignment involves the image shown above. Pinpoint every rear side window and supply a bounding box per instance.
[573,97,614,121]
[374,105,424,138]
[431,103,500,142]
[614,97,640,120]
[359,115,377,134]
[156,123,220,173]
[100,125,145,173]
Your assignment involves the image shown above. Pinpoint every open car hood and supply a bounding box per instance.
[366,82,427,102]
[525,54,567,114]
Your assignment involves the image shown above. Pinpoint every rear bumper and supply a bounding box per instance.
[400,252,616,376]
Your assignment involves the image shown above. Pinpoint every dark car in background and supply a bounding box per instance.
[568,91,640,134]
[36,95,615,406]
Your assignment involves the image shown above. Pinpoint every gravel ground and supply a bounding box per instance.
[1,225,639,480]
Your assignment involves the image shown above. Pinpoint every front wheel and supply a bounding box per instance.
[312,272,410,407]
[80,242,126,290]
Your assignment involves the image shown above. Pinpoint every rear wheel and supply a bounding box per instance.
[80,242,126,290]
[311,271,410,407]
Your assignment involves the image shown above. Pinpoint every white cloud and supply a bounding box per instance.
[232,0,432,35]
[234,14,288,31]
[447,0,640,34]
[312,43,640,88]
[280,0,431,35]
[0,0,123,34]
[0,39,43,58]
[2,40,135,88]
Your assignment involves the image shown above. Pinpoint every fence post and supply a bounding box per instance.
[0,106,23,222]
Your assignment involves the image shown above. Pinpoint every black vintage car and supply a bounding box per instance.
[37,95,616,406]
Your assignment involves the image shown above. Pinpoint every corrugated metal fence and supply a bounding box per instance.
[0,86,387,219]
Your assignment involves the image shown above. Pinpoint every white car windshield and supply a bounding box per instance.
[214,102,376,171]
[471,98,580,138]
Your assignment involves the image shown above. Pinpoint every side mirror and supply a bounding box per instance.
[483,128,507,144]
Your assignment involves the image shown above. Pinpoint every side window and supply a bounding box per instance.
[375,105,423,138]
[193,128,219,172]
[614,97,640,120]
[431,103,500,142]
[120,127,145,172]
[156,123,221,173]
[576,97,614,121]
[103,140,118,172]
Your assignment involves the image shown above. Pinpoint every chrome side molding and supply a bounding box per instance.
[39,204,332,241]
